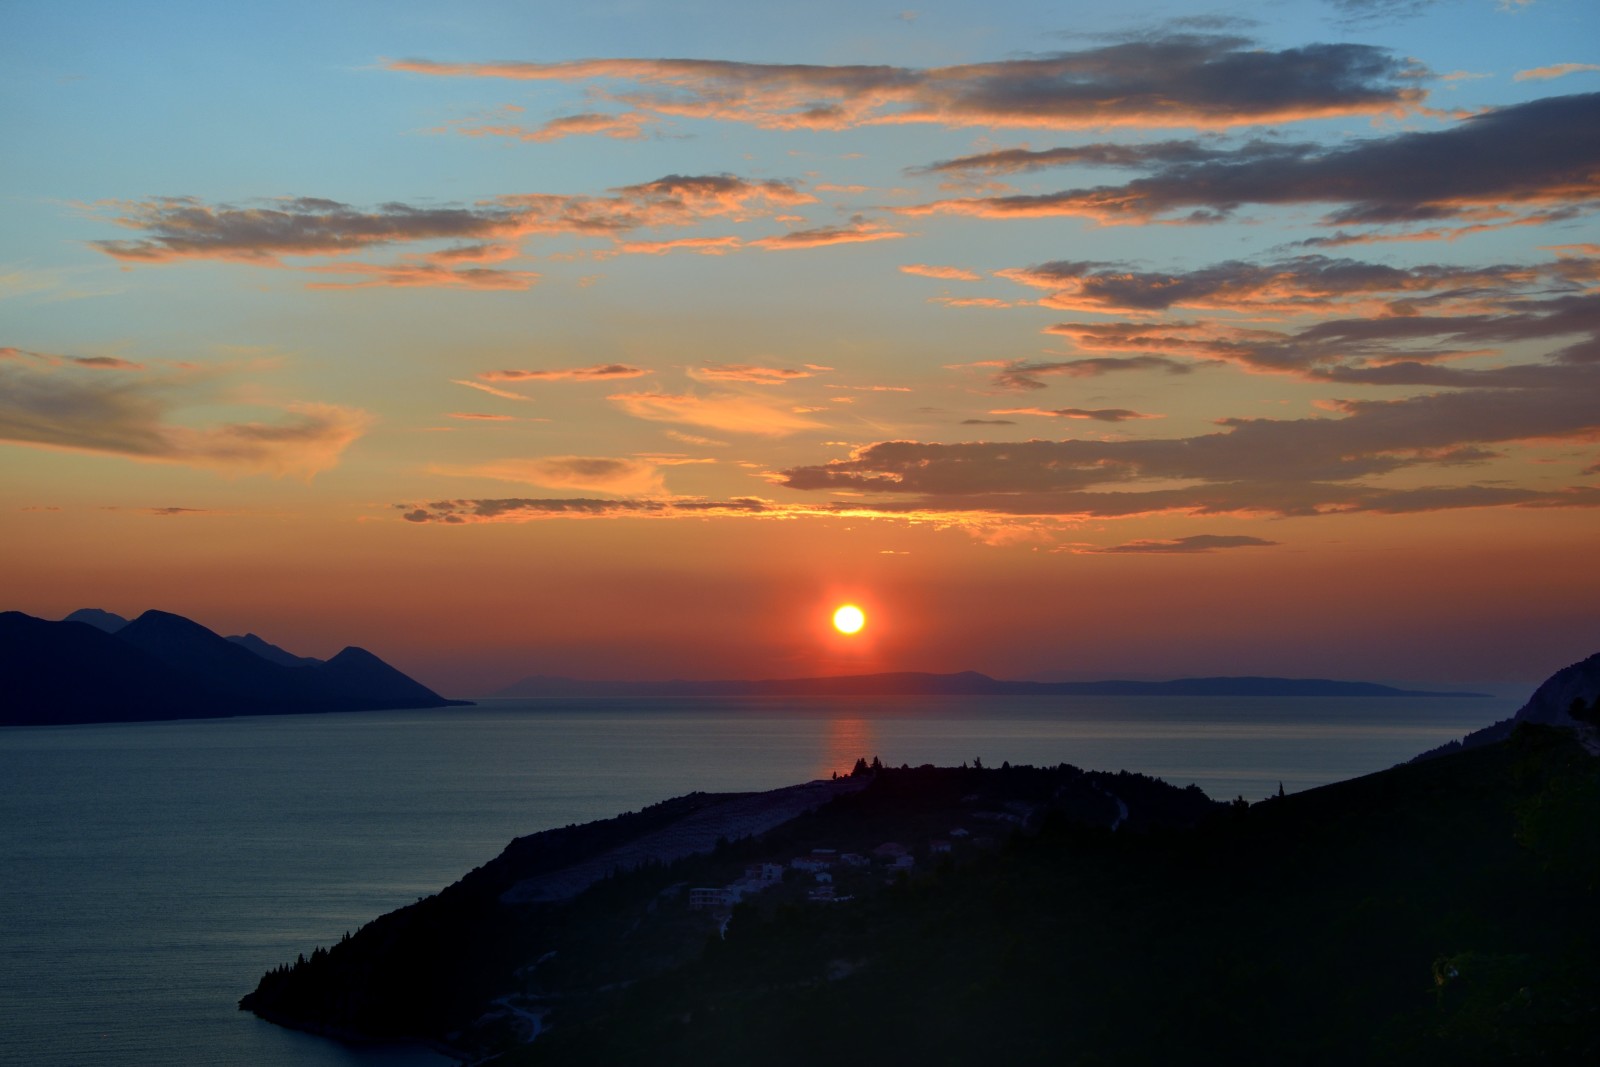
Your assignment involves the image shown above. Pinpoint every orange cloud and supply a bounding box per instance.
[906,95,1600,231]
[608,390,826,435]
[1514,63,1600,82]
[481,364,649,382]
[303,261,541,290]
[90,176,816,266]
[617,236,742,256]
[431,456,667,494]
[0,357,369,477]
[687,363,814,384]
[900,263,981,281]
[386,37,1424,132]
[451,379,533,401]
[452,110,658,142]
[748,218,906,250]
[991,407,1160,423]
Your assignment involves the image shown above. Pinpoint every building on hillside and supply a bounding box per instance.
[688,886,744,911]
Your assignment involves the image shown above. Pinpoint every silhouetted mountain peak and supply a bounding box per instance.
[0,609,467,726]
[63,608,130,633]
[227,632,321,668]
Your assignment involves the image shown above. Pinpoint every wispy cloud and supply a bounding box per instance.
[608,391,827,435]
[1091,534,1279,553]
[688,363,814,384]
[431,456,667,494]
[991,406,1160,422]
[89,175,817,266]
[995,255,1540,317]
[0,355,369,477]
[900,263,981,281]
[452,379,534,401]
[446,108,659,142]
[1514,63,1600,82]
[480,364,649,382]
[388,35,1424,131]
[907,94,1600,233]
[748,217,906,250]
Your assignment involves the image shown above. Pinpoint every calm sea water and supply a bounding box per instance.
[0,693,1515,1067]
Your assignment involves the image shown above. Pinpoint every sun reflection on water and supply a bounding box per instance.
[819,716,875,780]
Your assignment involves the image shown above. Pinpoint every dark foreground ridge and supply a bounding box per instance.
[241,652,1600,1065]
[0,608,469,726]
[498,669,1484,699]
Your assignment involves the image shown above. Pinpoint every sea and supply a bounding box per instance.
[0,692,1519,1067]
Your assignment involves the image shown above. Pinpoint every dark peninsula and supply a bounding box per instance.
[243,652,1600,1065]
[0,608,469,726]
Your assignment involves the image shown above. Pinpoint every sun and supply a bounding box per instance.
[832,604,866,635]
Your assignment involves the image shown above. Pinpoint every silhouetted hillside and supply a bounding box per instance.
[1414,650,1600,761]
[244,653,1599,1065]
[0,609,468,726]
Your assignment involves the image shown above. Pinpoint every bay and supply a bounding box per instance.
[0,692,1514,1067]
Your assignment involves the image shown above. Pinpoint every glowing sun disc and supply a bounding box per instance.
[832,604,866,634]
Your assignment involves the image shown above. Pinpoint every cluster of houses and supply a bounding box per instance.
[689,830,971,912]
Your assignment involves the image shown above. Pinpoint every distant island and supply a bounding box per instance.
[0,608,469,727]
[497,669,1485,699]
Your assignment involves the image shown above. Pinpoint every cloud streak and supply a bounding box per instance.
[388,35,1424,131]
[0,356,369,476]
[908,94,1600,232]
[608,390,827,435]
[481,364,649,382]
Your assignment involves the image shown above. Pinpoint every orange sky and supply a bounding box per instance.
[3,1,1597,693]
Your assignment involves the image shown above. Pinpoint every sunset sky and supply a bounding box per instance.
[4,0,1597,693]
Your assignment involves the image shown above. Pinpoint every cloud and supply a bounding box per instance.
[481,364,649,382]
[451,110,658,142]
[398,496,780,523]
[388,35,1424,131]
[907,94,1600,231]
[962,418,1017,426]
[665,430,730,447]
[431,456,666,494]
[447,412,516,421]
[90,175,816,266]
[900,263,981,281]
[452,379,533,401]
[774,366,1600,517]
[0,358,369,477]
[1093,534,1279,553]
[688,363,814,384]
[608,390,827,435]
[1035,288,1600,380]
[996,255,1540,317]
[969,355,1197,390]
[1515,63,1600,82]
[991,406,1159,422]
[748,217,906,250]
[302,261,541,290]
[617,236,743,256]
[915,139,1236,177]
[91,195,522,263]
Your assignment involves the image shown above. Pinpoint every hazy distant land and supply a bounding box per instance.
[498,670,1486,699]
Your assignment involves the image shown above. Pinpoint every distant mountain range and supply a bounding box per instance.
[0,609,468,727]
[497,670,1485,700]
